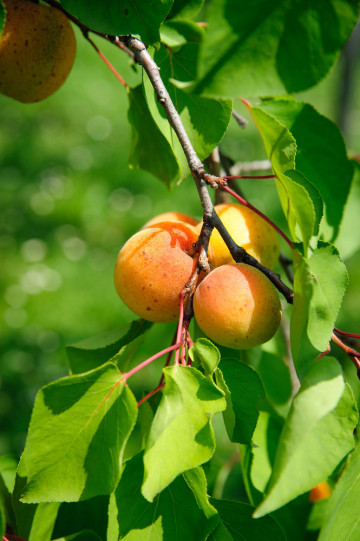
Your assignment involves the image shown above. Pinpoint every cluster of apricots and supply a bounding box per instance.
[0,0,76,103]
[114,204,283,350]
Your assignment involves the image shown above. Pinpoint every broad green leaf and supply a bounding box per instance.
[60,0,173,44]
[28,502,60,541]
[108,453,218,541]
[0,0,5,35]
[124,400,153,461]
[160,20,204,49]
[66,319,152,374]
[254,357,358,517]
[167,0,204,20]
[18,363,138,503]
[318,443,360,541]
[291,244,348,380]
[209,498,286,541]
[248,104,316,252]
[189,338,221,375]
[53,532,101,541]
[143,46,232,181]
[142,365,226,501]
[195,0,359,97]
[259,99,354,241]
[0,454,17,494]
[215,359,264,444]
[0,493,4,539]
[127,85,180,187]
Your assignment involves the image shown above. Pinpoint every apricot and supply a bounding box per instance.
[202,203,280,269]
[193,263,281,349]
[114,221,200,323]
[0,0,76,103]
[309,481,332,503]
[143,211,198,228]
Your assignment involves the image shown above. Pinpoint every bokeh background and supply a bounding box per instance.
[1,23,360,458]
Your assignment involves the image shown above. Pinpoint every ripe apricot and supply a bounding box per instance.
[0,0,76,103]
[143,212,198,228]
[193,263,281,349]
[309,481,332,503]
[114,221,201,323]
[202,203,280,269]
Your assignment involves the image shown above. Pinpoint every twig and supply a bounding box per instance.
[138,383,166,407]
[232,110,248,128]
[331,332,360,377]
[230,159,272,175]
[85,35,128,87]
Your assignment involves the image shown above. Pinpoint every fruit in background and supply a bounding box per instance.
[114,221,201,323]
[309,481,332,503]
[201,203,280,269]
[143,211,198,228]
[193,263,281,349]
[0,0,76,103]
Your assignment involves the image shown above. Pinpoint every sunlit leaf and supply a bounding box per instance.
[19,363,137,502]
[142,365,226,501]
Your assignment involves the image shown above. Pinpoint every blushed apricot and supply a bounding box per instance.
[114,221,201,323]
[202,203,280,269]
[0,0,76,103]
[143,212,198,228]
[193,263,281,349]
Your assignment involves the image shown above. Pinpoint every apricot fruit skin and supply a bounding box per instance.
[193,263,281,349]
[143,212,198,228]
[114,221,200,323]
[0,0,76,103]
[205,203,280,269]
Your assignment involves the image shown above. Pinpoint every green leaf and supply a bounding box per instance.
[142,365,226,501]
[160,20,204,49]
[291,244,349,379]
[60,0,173,44]
[53,532,102,541]
[195,0,359,97]
[248,351,292,409]
[66,319,152,374]
[259,99,354,241]
[0,454,17,494]
[189,338,221,375]
[127,85,180,187]
[167,0,204,20]
[18,363,138,503]
[0,0,5,36]
[254,357,358,517]
[215,358,264,444]
[209,498,286,541]
[143,46,232,182]
[318,442,360,541]
[248,104,316,252]
[108,453,218,541]
[52,496,109,541]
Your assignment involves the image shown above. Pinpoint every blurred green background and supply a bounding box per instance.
[1,24,360,456]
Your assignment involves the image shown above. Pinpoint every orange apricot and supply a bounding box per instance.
[114,221,201,323]
[143,211,198,228]
[0,0,76,103]
[309,481,332,503]
[202,203,280,269]
[193,263,281,349]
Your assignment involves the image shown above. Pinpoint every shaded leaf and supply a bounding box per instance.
[318,442,360,541]
[19,363,138,502]
[209,498,286,541]
[60,0,173,44]
[127,85,180,187]
[216,358,265,444]
[167,0,204,20]
[248,351,292,409]
[66,319,152,374]
[195,0,359,97]
[142,365,226,501]
[108,453,218,541]
[53,531,102,541]
[53,496,109,541]
[254,358,358,517]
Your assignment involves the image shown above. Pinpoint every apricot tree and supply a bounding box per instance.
[1,1,360,540]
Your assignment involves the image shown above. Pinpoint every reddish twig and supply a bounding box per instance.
[124,341,183,381]
[138,383,166,407]
[331,332,360,377]
[84,34,128,87]
[223,175,276,180]
[334,327,360,340]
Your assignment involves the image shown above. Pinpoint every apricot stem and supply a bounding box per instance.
[85,35,128,88]
[124,342,183,381]
[138,383,166,407]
